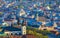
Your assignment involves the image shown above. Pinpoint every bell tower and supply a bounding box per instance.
[21,20,26,35]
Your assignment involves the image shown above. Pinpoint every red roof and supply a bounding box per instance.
[22,34,36,38]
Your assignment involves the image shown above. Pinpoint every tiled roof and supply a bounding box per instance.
[22,34,36,38]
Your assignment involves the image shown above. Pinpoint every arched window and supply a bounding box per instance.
[11,33,13,35]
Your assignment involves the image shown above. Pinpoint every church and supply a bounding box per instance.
[2,19,26,36]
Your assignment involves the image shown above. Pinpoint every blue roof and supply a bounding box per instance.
[19,20,23,24]
[45,22,53,26]
[3,26,21,31]
[28,21,42,28]
[0,0,60,32]
[0,32,4,34]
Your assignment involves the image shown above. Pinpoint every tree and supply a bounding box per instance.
[27,26,51,38]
